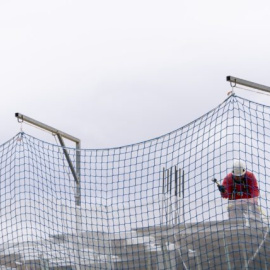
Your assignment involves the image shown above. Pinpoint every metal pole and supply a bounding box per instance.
[162,168,165,224]
[182,170,185,223]
[166,169,169,225]
[182,170,185,198]
[162,168,165,195]
[15,113,80,143]
[178,169,181,197]
[174,166,177,197]
[167,169,169,193]
[75,141,82,270]
[170,167,173,196]
[174,166,178,225]
[178,169,182,223]
[226,76,270,93]
[75,141,81,206]
[15,112,82,269]
[56,134,79,184]
[169,167,173,224]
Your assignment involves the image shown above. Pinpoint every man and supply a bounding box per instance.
[218,160,261,220]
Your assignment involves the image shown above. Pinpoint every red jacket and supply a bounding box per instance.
[221,171,259,200]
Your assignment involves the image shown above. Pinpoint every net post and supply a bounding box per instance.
[75,141,81,206]
[162,168,165,225]
[174,166,178,225]
[178,168,182,223]
[75,141,82,270]
[14,112,82,269]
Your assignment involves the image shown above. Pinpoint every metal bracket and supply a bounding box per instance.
[226,76,270,94]
[15,112,81,204]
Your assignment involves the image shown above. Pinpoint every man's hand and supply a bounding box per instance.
[218,185,226,193]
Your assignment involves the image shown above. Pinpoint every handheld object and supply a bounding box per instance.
[212,178,220,186]
[212,178,225,193]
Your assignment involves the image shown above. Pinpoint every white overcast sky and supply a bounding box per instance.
[1,0,270,148]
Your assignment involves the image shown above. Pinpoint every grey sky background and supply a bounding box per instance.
[1,0,270,148]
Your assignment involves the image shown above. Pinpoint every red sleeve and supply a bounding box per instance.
[247,172,260,198]
[221,175,231,199]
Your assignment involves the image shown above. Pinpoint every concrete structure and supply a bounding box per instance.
[0,216,269,269]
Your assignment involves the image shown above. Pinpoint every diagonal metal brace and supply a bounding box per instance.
[15,112,80,186]
[56,134,79,184]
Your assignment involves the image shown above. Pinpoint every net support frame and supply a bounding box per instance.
[15,112,82,269]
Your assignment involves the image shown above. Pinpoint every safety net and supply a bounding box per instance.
[0,93,270,269]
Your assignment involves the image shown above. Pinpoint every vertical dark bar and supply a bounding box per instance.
[178,169,181,197]
[162,168,165,194]
[170,167,173,195]
[175,166,178,197]
[167,169,170,193]
[182,169,185,223]
[182,170,185,198]
[178,168,182,223]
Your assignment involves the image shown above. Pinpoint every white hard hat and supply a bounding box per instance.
[232,160,246,176]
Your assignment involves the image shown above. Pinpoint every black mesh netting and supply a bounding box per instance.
[0,94,270,269]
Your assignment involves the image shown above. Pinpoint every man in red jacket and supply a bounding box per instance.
[218,160,261,219]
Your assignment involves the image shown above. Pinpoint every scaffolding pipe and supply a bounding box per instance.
[226,76,270,93]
